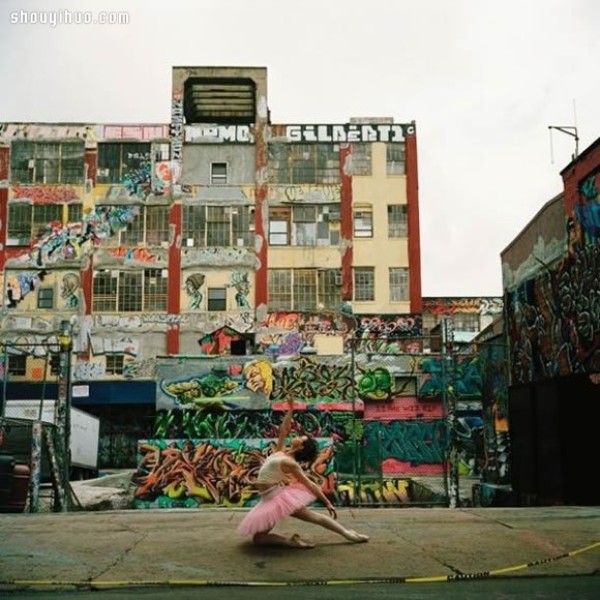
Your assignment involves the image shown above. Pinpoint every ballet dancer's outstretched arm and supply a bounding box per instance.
[275,397,295,452]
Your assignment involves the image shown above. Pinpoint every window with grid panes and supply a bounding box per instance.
[452,313,480,332]
[351,143,372,175]
[269,208,290,246]
[183,205,254,247]
[206,207,230,246]
[93,269,167,312]
[118,271,143,312]
[7,204,32,244]
[10,141,85,184]
[268,269,292,309]
[268,144,340,184]
[106,354,125,375]
[319,269,342,307]
[354,267,375,301]
[144,268,168,311]
[386,143,406,175]
[114,205,169,246]
[389,267,409,302]
[37,288,54,309]
[67,203,83,224]
[8,355,27,376]
[97,143,151,183]
[293,206,317,246]
[388,205,408,238]
[32,204,62,238]
[293,269,318,311]
[268,268,342,310]
[353,207,373,238]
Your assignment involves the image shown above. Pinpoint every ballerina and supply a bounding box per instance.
[237,397,369,548]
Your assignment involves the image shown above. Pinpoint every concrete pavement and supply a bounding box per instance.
[0,506,599,592]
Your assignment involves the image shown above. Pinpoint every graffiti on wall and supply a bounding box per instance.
[156,355,364,412]
[363,419,447,475]
[423,297,503,316]
[131,437,335,508]
[256,311,355,355]
[570,172,600,250]
[506,241,600,382]
[419,355,482,399]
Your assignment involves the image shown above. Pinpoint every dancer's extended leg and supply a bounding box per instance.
[292,507,369,542]
[253,531,315,548]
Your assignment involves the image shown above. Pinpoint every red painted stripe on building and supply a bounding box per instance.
[166,202,182,355]
[339,144,353,301]
[254,123,268,308]
[405,130,422,313]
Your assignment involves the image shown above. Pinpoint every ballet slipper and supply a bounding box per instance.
[290,533,316,549]
[347,530,369,543]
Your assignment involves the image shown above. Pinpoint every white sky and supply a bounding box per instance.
[1,0,599,298]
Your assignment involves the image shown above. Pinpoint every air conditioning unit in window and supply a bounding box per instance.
[329,210,341,221]
[334,274,343,286]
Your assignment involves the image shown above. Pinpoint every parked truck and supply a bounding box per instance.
[2,400,100,479]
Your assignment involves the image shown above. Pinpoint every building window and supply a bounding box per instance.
[210,162,228,184]
[388,205,408,238]
[92,269,167,312]
[7,203,64,245]
[386,143,406,175]
[208,287,227,311]
[269,209,290,246]
[67,203,83,224]
[268,268,341,311]
[350,143,372,175]
[453,313,480,332]
[97,142,151,184]
[106,354,125,375]
[353,207,373,238]
[268,205,339,247]
[37,288,54,309]
[389,267,409,302]
[268,144,340,184]
[183,204,255,248]
[354,267,375,301]
[10,141,85,184]
[118,205,170,246]
[7,355,27,376]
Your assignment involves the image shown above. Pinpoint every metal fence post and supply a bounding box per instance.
[442,317,459,508]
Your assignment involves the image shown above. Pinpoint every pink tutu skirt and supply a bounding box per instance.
[237,483,316,536]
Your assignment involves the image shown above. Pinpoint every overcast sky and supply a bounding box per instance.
[1,0,598,298]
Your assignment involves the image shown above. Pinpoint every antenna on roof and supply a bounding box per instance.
[548,122,579,163]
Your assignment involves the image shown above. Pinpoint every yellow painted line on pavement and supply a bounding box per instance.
[2,540,599,589]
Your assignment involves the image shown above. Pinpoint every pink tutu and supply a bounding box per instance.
[237,483,316,536]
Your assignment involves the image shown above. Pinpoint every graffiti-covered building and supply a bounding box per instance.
[2,66,489,509]
[503,136,600,506]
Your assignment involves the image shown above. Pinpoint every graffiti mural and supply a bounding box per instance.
[506,241,600,383]
[363,420,447,475]
[419,355,482,399]
[256,311,355,355]
[132,437,335,508]
[184,272,205,309]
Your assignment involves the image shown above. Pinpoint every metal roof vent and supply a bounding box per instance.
[184,77,256,124]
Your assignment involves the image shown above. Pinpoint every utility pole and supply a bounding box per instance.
[54,320,73,511]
